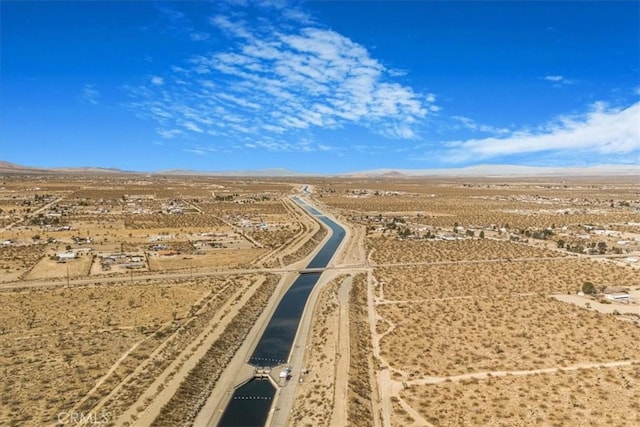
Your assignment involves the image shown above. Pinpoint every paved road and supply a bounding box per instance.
[4,250,632,292]
[0,253,607,291]
[0,264,362,291]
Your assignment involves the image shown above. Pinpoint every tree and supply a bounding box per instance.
[557,239,565,248]
[597,241,607,254]
[582,282,596,295]
[479,231,485,239]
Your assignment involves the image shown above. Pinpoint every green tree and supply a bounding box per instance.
[582,282,596,295]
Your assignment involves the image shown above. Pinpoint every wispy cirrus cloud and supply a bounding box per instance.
[189,32,210,41]
[128,4,435,151]
[443,101,640,163]
[543,75,575,86]
[184,148,206,155]
[451,115,510,136]
[157,128,184,139]
[79,84,100,105]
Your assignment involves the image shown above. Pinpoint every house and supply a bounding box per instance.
[56,252,76,261]
[157,250,180,257]
[605,293,630,303]
[604,287,631,303]
[121,262,145,269]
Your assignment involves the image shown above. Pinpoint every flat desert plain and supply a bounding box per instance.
[292,176,640,426]
[1,173,639,427]
[0,175,315,426]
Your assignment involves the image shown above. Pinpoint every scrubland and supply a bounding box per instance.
[0,279,213,425]
[2,174,639,426]
[378,294,639,377]
[0,175,324,427]
[0,245,45,281]
[369,238,563,265]
[290,277,342,426]
[310,176,640,426]
[347,274,375,427]
[149,275,278,426]
[0,176,311,284]
[375,258,640,300]
[402,365,640,426]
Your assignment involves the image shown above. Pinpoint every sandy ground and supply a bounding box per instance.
[369,271,640,427]
[8,178,638,426]
[147,248,265,271]
[288,275,353,426]
[116,277,267,426]
[329,277,353,427]
[0,279,214,426]
[400,364,640,426]
[552,292,640,317]
[25,254,92,280]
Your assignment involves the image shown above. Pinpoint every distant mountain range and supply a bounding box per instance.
[0,160,638,177]
[347,164,640,177]
[154,167,306,177]
[0,161,132,175]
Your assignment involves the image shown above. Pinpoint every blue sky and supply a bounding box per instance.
[1,1,638,173]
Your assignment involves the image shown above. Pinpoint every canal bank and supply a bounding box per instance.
[218,199,347,426]
[196,196,349,427]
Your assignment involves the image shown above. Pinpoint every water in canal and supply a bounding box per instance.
[217,379,276,427]
[218,201,345,426]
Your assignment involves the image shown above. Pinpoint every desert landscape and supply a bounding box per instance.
[5,0,639,424]
[0,173,319,426]
[1,172,639,426]
[307,175,640,427]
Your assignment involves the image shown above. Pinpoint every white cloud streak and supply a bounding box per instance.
[444,102,640,162]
